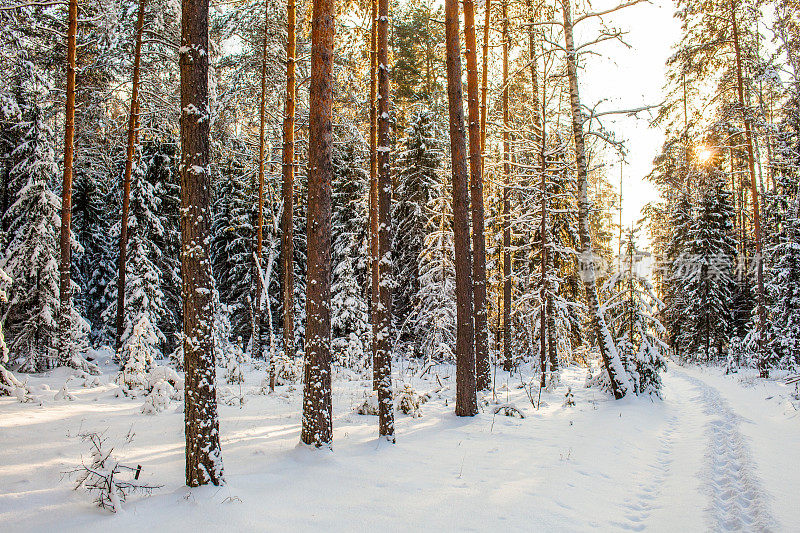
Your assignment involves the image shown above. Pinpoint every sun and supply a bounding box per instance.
[695,145,714,165]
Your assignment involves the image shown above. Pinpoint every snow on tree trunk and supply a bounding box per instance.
[180,0,224,486]
[375,0,396,440]
[561,0,630,399]
[301,0,335,447]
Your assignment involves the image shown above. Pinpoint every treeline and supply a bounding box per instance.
[0,0,695,478]
[646,0,800,375]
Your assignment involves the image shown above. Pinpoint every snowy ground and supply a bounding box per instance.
[1,357,799,532]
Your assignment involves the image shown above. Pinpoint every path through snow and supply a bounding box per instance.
[0,362,797,531]
[673,369,777,532]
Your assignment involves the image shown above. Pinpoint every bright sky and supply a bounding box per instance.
[577,0,681,240]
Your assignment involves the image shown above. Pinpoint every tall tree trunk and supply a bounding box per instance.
[301,0,335,447]
[528,3,549,387]
[444,0,478,416]
[561,0,629,399]
[480,0,490,168]
[180,0,224,486]
[282,0,296,360]
[254,3,269,362]
[730,0,767,377]
[375,0,395,440]
[464,0,490,393]
[501,0,512,374]
[369,0,379,392]
[114,0,146,352]
[480,0,492,387]
[58,0,78,367]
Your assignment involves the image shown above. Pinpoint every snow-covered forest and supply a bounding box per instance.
[1,0,799,528]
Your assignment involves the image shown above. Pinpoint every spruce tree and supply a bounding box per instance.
[662,192,694,352]
[392,108,445,343]
[680,178,737,362]
[211,143,255,344]
[410,178,457,362]
[102,145,171,362]
[603,230,667,397]
[331,137,370,370]
[1,63,87,372]
[765,191,800,371]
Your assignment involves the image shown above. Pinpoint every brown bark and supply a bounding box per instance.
[444,0,477,416]
[254,2,269,363]
[58,0,78,366]
[180,0,223,486]
[464,0,490,392]
[301,0,335,447]
[501,0,513,374]
[480,0,490,166]
[480,0,492,387]
[369,0,379,392]
[730,0,767,377]
[114,0,147,352]
[375,0,395,440]
[282,0,296,361]
[561,0,628,399]
[528,3,549,386]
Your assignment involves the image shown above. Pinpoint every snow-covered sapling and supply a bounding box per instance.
[69,431,161,513]
[396,383,427,417]
[563,386,575,407]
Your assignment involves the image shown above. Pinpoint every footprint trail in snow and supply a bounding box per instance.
[611,416,679,532]
[674,370,776,532]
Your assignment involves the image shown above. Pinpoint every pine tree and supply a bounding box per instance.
[444,0,478,417]
[180,0,224,486]
[301,0,335,447]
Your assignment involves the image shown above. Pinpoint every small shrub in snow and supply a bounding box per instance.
[493,403,525,418]
[115,316,158,393]
[142,380,176,414]
[146,365,184,392]
[69,431,161,513]
[81,373,103,388]
[225,342,246,385]
[356,394,379,415]
[396,384,427,417]
[54,383,76,401]
[140,366,183,414]
[274,353,303,385]
[219,386,246,407]
[563,387,575,407]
